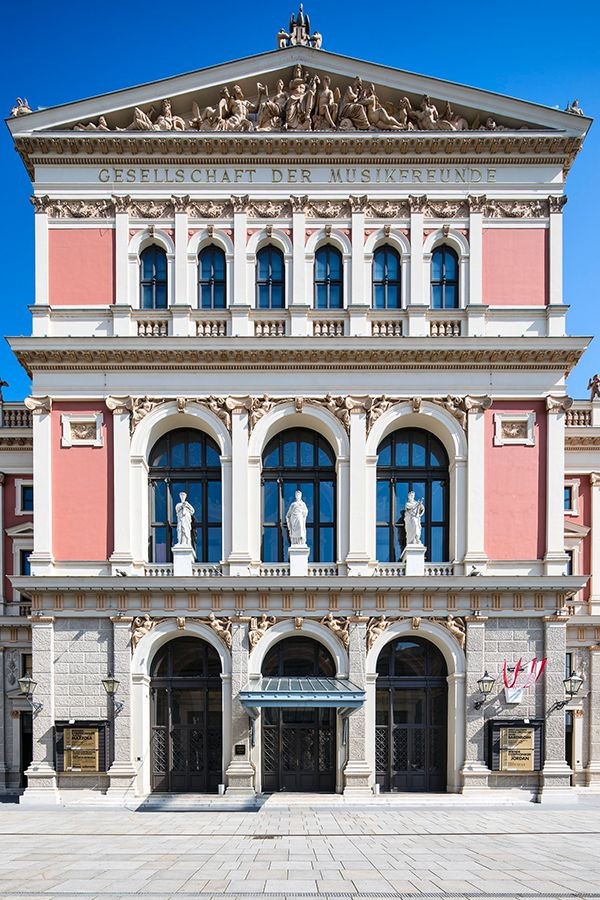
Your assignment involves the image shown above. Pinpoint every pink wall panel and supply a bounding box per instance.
[3,474,33,604]
[484,402,547,560]
[52,403,113,561]
[49,229,115,305]
[482,228,548,306]
[566,475,591,599]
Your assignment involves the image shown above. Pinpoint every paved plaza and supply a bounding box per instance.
[1,796,600,900]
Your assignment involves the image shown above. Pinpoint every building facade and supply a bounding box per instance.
[1,18,599,803]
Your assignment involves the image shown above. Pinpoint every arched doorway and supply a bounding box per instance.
[150,637,222,793]
[261,637,336,792]
[375,637,447,792]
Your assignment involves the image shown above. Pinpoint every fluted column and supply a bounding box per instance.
[21,617,59,804]
[225,620,255,794]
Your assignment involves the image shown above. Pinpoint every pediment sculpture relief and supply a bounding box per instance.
[70,67,527,136]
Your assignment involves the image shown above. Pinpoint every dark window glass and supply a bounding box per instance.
[262,637,335,677]
[376,638,448,678]
[565,550,574,576]
[140,245,168,310]
[262,428,336,563]
[256,246,285,309]
[564,486,573,511]
[430,245,459,310]
[372,245,401,309]
[19,549,31,577]
[149,428,222,563]
[21,485,34,512]
[314,246,343,309]
[199,246,226,309]
[150,637,222,679]
[376,428,449,563]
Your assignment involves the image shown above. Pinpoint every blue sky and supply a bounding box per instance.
[1,1,598,400]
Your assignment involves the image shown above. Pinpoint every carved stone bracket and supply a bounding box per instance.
[546,395,574,413]
[24,396,52,415]
[320,613,350,649]
[248,615,277,648]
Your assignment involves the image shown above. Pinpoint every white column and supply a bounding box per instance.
[33,202,49,306]
[228,407,252,575]
[21,617,59,804]
[548,196,564,306]
[106,397,133,572]
[290,199,309,335]
[590,474,600,613]
[231,198,250,336]
[545,397,569,575]
[345,406,370,575]
[113,200,130,307]
[464,398,490,572]
[348,198,368,336]
[107,617,136,799]
[24,398,53,574]
[466,201,486,335]
[0,473,4,609]
[407,197,427,336]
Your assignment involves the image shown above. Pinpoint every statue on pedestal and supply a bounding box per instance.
[175,491,195,547]
[286,490,308,545]
[404,491,425,545]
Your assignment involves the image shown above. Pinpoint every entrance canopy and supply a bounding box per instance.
[240,676,365,709]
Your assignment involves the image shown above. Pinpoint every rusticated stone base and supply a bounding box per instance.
[225,757,256,795]
[460,761,490,793]
[538,762,573,803]
[20,765,60,805]
[343,759,372,796]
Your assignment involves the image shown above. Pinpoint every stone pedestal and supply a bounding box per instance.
[402,543,426,576]
[289,544,309,577]
[172,545,194,576]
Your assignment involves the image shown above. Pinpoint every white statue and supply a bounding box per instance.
[286,490,308,545]
[175,491,195,547]
[404,491,425,545]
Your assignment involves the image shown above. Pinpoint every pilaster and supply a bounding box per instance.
[464,399,490,571]
[227,407,252,575]
[106,617,136,799]
[585,646,600,788]
[590,474,600,613]
[544,397,569,574]
[407,198,427,336]
[21,617,59,804]
[0,473,4,609]
[114,202,129,305]
[343,620,371,795]
[350,200,366,307]
[225,621,255,794]
[106,397,134,571]
[345,406,370,575]
[232,202,247,308]
[540,616,571,800]
[548,198,564,306]
[24,397,53,574]
[33,204,49,305]
[461,616,491,792]
[0,648,6,788]
[173,198,189,306]
[468,207,483,307]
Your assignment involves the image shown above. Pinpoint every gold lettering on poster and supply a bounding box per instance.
[499,726,535,772]
[64,727,100,772]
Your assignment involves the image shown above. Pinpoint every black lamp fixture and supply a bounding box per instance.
[18,675,43,714]
[474,671,496,709]
[102,674,124,715]
[554,671,584,711]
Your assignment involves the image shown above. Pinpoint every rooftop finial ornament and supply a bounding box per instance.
[277,5,322,49]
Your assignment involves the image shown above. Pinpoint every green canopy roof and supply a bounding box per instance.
[240,676,365,709]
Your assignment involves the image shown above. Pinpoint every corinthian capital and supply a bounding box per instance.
[106,395,133,414]
[30,195,51,213]
[111,194,132,214]
[171,194,190,213]
[546,394,574,413]
[548,195,568,214]
[464,395,493,412]
[590,473,600,487]
[468,194,488,213]
[231,194,250,213]
[408,194,428,213]
[24,396,52,415]
[349,194,369,213]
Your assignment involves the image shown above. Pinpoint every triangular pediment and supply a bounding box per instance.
[7,46,591,139]
[6,522,34,538]
[564,520,590,538]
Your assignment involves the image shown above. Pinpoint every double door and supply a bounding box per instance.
[151,681,222,792]
[375,681,447,792]
[262,707,336,792]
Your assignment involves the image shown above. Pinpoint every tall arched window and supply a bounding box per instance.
[373,245,401,309]
[256,245,285,309]
[262,428,336,563]
[431,245,458,309]
[199,246,226,309]
[314,245,343,309]
[376,428,449,562]
[140,245,168,309]
[149,428,222,563]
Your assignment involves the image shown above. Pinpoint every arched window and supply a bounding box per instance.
[149,428,222,564]
[431,245,458,309]
[256,245,285,309]
[314,245,343,309]
[376,428,449,563]
[199,245,226,309]
[140,245,168,309]
[373,245,401,309]
[262,637,336,677]
[262,428,336,563]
